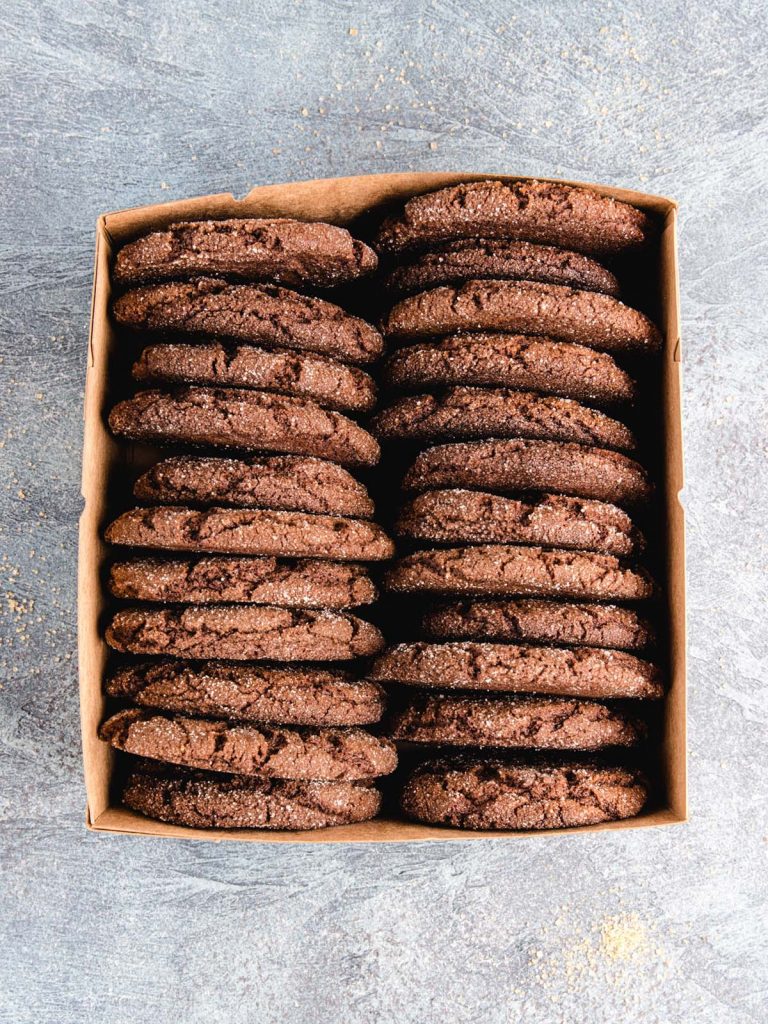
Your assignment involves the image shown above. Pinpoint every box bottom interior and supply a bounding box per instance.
[90,804,686,844]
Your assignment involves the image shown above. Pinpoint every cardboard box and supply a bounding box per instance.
[80,172,686,842]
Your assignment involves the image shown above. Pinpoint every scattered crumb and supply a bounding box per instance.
[6,593,34,616]
[525,907,674,1011]
[599,912,650,962]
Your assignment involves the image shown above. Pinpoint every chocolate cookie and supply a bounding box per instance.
[389,693,644,750]
[107,661,386,726]
[395,490,639,556]
[123,765,382,830]
[100,709,397,780]
[135,455,374,518]
[424,598,653,651]
[383,334,636,406]
[383,280,661,353]
[106,606,384,661]
[133,343,377,413]
[370,642,663,698]
[403,439,652,506]
[372,388,636,452]
[112,278,383,365]
[383,239,620,297]
[113,218,377,288]
[104,506,394,561]
[108,387,380,467]
[373,179,652,256]
[384,546,652,601]
[400,757,649,830]
[108,556,376,608]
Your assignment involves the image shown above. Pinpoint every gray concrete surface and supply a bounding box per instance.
[1,1,766,1021]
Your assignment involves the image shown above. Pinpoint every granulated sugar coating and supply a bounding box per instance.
[370,641,663,699]
[372,387,637,451]
[384,544,653,601]
[400,757,649,829]
[113,277,384,364]
[395,490,640,556]
[108,554,377,608]
[108,386,381,466]
[122,765,382,830]
[134,454,375,518]
[107,661,386,726]
[384,333,637,405]
[106,605,385,661]
[389,693,645,750]
[114,218,378,288]
[372,179,653,256]
[99,709,397,780]
[133,342,378,412]
[403,438,652,506]
[424,597,654,651]
[104,505,394,560]
[383,279,661,353]
[381,238,621,298]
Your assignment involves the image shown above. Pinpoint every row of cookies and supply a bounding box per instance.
[365,179,661,830]
[98,219,398,830]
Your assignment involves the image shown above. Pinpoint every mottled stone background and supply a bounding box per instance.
[1,1,766,1021]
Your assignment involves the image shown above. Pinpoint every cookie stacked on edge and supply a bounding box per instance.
[369,179,660,831]
[99,218,397,831]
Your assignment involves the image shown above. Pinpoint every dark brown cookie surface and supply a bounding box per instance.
[113,278,384,365]
[371,642,662,698]
[390,693,644,750]
[384,545,652,601]
[373,179,652,256]
[383,239,620,297]
[105,506,393,561]
[403,439,652,506]
[106,606,384,661]
[100,709,397,780]
[108,556,376,608]
[383,280,661,354]
[135,455,374,518]
[383,334,636,406]
[424,598,653,651]
[114,218,377,288]
[133,343,377,413]
[395,490,639,556]
[372,388,636,452]
[107,661,386,726]
[401,757,649,830]
[109,387,380,467]
[123,765,382,830]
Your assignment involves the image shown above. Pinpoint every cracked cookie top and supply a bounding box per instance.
[113,277,384,365]
[373,179,652,257]
[114,218,378,288]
